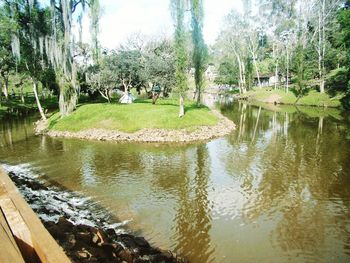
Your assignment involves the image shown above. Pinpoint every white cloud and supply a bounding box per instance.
[204,0,243,44]
[82,0,243,49]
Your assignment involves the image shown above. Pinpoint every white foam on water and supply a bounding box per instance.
[2,163,39,179]
[1,162,129,234]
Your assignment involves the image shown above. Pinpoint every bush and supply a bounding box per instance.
[340,81,350,110]
[326,67,349,93]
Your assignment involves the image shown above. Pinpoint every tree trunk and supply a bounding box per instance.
[241,61,247,93]
[275,61,278,90]
[321,0,326,93]
[2,76,9,100]
[233,50,245,94]
[32,80,47,120]
[98,89,110,103]
[20,86,25,103]
[319,78,325,93]
[237,60,243,94]
[286,46,289,93]
[179,94,184,117]
[318,0,326,93]
[124,84,128,94]
[196,83,201,105]
[252,55,261,88]
[122,79,129,95]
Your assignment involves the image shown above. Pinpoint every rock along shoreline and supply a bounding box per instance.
[35,110,235,143]
[6,168,187,263]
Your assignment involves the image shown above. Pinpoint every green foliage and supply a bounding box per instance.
[0,7,15,86]
[40,68,59,95]
[171,0,188,94]
[340,85,350,110]
[144,39,176,95]
[190,0,207,103]
[215,62,238,85]
[336,1,350,109]
[258,58,274,76]
[245,57,254,89]
[89,0,101,62]
[326,67,349,92]
[293,42,306,96]
[48,99,218,133]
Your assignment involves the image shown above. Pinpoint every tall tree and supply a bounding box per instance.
[143,37,176,96]
[47,0,100,116]
[2,0,49,119]
[190,0,207,105]
[0,8,15,100]
[171,0,188,117]
[220,10,248,94]
[338,0,350,108]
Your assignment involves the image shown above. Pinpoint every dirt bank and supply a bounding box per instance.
[35,110,235,143]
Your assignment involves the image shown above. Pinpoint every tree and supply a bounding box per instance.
[46,0,100,116]
[215,61,239,86]
[219,10,248,94]
[114,49,144,96]
[0,46,14,100]
[143,38,176,97]
[171,0,188,117]
[0,4,16,100]
[338,0,350,108]
[85,62,115,103]
[1,0,50,120]
[247,26,263,88]
[190,0,207,105]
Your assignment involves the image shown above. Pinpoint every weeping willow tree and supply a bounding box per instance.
[89,0,100,62]
[190,0,207,105]
[47,0,100,117]
[171,0,188,117]
[2,0,100,118]
[4,0,50,120]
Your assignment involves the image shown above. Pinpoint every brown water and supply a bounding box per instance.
[1,102,350,263]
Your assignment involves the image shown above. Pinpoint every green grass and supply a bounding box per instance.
[48,99,219,133]
[244,87,342,107]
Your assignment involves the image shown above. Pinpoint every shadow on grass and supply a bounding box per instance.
[47,114,61,130]
[134,99,210,111]
[291,87,311,97]
[133,99,180,107]
[184,103,209,112]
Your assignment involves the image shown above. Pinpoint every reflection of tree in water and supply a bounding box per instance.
[222,103,350,258]
[172,145,214,263]
[0,117,33,148]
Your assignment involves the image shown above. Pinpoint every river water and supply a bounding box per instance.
[1,101,350,263]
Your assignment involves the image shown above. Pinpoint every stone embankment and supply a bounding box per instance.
[35,110,235,143]
[45,218,186,263]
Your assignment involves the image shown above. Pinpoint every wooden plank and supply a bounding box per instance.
[0,198,39,262]
[0,208,25,263]
[0,206,21,252]
[0,184,23,253]
[0,167,71,263]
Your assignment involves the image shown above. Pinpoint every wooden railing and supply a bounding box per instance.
[0,167,71,263]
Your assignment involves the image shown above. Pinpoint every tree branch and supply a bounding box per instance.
[72,0,82,13]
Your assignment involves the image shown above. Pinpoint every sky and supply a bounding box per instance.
[80,0,243,49]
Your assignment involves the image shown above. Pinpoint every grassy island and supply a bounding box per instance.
[47,99,219,133]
